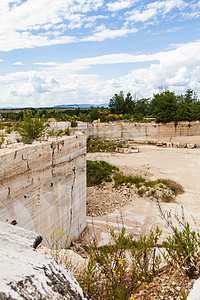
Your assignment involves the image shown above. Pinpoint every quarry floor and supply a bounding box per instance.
[82,145,200,245]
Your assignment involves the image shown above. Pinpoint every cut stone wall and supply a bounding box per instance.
[88,121,200,142]
[48,120,200,142]
[0,133,86,245]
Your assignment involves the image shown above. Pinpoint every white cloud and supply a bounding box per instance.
[107,0,137,12]
[166,67,189,86]
[0,0,106,51]
[1,41,200,107]
[13,61,24,65]
[0,0,195,52]
[127,8,157,22]
[34,62,58,66]
[81,27,137,42]
[102,41,200,97]
[126,0,186,22]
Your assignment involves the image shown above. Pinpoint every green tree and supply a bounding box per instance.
[134,98,150,117]
[109,91,135,114]
[176,89,198,121]
[19,111,46,143]
[109,91,125,114]
[89,106,100,121]
[150,91,177,123]
[124,92,135,114]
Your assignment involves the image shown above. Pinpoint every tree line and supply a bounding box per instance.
[109,89,200,123]
[1,89,200,124]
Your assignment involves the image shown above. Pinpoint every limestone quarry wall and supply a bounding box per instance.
[48,120,200,142]
[0,133,86,244]
[88,121,200,142]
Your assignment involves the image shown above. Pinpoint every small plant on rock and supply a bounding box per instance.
[0,135,4,148]
[71,119,78,127]
[159,203,200,278]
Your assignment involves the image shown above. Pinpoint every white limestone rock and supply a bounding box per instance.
[0,221,89,300]
[188,278,200,300]
[0,134,86,246]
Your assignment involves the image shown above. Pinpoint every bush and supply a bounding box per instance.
[79,227,162,299]
[71,119,78,127]
[87,160,184,204]
[0,135,4,148]
[87,160,119,186]
[65,127,71,136]
[163,222,199,265]
[113,173,145,188]
[157,178,184,195]
[5,126,14,134]
[87,138,117,153]
[47,212,199,299]
[18,111,46,143]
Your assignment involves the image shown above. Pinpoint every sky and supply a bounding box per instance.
[0,0,200,108]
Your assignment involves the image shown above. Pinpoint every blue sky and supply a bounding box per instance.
[0,0,200,108]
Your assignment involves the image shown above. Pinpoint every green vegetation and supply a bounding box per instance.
[47,216,199,299]
[86,160,184,202]
[87,160,119,186]
[0,135,4,148]
[156,178,184,196]
[71,119,78,127]
[1,88,199,124]
[18,110,46,143]
[79,226,162,299]
[87,138,123,152]
[109,89,200,124]
[163,222,199,271]
[113,173,145,188]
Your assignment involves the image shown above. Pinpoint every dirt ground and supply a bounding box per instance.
[80,145,200,246]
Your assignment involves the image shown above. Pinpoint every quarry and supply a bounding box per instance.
[1,120,200,299]
[0,133,86,244]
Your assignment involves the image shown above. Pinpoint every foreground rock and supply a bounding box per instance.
[188,278,200,300]
[0,222,89,299]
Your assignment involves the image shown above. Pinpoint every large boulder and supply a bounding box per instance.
[0,222,89,299]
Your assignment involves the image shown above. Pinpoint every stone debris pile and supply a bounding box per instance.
[157,141,200,149]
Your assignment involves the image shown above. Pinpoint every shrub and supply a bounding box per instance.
[47,214,199,298]
[5,126,14,134]
[87,160,184,204]
[87,138,117,153]
[87,160,119,186]
[157,178,184,195]
[163,222,200,278]
[65,127,71,136]
[71,119,78,127]
[0,135,4,148]
[79,227,162,299]
[113,173,145,188]
[158,203,200,278]
[18,111,46,143]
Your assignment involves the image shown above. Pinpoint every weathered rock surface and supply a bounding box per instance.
[89,121,200,142]
[188,277,200,300]
[0,221,89,300]
[0,134,86,246]
[45,120,200,143]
